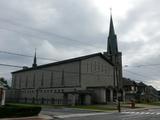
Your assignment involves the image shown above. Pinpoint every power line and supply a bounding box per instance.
[123,64,160,80]
[123,69,156,80]
[2,49,160,68]
[0,63,113,77]
[0,27,104,54]
[0,17,100,49]
[2,50,160,79]
[124,64,160,68]
[0,63,23,68]
[0,50,59,61]
[123,64,160,75]
[123,69,147,78]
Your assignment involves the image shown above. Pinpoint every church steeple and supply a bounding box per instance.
[107,12,118,55]
[109,14,115,36]
[32,49,37,68]
[104,10,123,90]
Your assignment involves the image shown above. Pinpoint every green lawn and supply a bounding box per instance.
[7,102,160,112]
[7,103,118,111]
[69,105,118,111]
[142,102,160,106]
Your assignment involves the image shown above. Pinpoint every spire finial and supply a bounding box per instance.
[32,48,37,68]
[35,48,36,55]
[110,8,112,15]
[109,8,115,36]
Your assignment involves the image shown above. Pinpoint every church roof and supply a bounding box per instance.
[138,82,147,87]
[12,52,113,74]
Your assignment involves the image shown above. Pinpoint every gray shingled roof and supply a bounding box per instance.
[123,78,137,86]
[12,52,113,74]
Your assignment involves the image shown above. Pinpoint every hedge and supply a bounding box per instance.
[0,104,41,118]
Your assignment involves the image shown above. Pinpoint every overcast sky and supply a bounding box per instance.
[0,0,160,90]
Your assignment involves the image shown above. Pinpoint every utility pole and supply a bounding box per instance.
[117,100,121,112]
[117,97,121,112]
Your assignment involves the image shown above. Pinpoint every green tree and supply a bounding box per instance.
[0,77,9,88]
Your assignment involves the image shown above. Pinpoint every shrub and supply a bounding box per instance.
[0,104,41,118]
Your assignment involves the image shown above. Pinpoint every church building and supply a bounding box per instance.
[9,14,125,105]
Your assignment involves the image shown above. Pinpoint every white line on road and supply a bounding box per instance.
[144,112,150,114]
[54,112,111,118]
[156,113,160,115]
[121,111,160,115]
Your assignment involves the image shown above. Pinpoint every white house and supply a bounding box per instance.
[0,81,6,105]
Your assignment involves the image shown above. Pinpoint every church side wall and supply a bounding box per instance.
[81,56,114,89]
[10,61,81,104]
[80,56,114,104]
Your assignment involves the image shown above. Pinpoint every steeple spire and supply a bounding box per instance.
[104,9,123,90]
[109,12,115,36]
[32,48,37,68]
[107,11,118,54]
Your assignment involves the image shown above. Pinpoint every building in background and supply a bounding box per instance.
[8,14,124,105]
[123,78,159,102]
[137,83,159,102]
[123,78,138,101]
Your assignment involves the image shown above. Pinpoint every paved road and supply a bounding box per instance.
[0,116,49,120]
[41,107,160,120]
[40,107,98,117]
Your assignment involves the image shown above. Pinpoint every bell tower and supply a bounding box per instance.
[104,13,122,89]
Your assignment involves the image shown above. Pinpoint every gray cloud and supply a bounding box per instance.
[117,0,160,89]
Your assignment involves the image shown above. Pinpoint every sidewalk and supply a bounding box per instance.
[121,103,160,112]
[0,115,53,120]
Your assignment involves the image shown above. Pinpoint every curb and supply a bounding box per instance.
[0,115,53,120]
[38,114,53,120]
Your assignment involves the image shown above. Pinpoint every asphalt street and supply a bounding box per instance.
[41,107,160,120]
